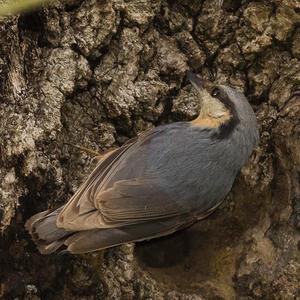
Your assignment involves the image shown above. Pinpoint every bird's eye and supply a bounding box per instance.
[211,88,220,97]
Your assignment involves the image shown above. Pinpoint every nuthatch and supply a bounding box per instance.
[26,72,259,254]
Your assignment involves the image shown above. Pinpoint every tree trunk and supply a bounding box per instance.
[0,0,299,299]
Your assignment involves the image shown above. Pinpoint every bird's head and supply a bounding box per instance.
[187,71,258,142]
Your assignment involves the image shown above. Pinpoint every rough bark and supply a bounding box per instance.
[0,0,299,299]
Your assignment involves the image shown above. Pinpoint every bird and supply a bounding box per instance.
[25,72,259,254]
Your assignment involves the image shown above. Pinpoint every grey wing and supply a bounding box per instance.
[95,178,192,224]
[57,124,211,232]
[56,140,136,230]
[57,126,190,231]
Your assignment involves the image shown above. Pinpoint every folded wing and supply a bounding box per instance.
[56,126,191,231]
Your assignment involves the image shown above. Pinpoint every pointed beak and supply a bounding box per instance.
[186,71,204,91]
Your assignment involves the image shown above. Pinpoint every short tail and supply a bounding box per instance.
[25,207,73,255]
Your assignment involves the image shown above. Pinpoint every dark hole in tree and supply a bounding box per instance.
[135,229,190,268]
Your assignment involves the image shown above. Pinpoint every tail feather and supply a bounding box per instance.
[64,218,183,254]
[26,208,189,254]
[36,239,66,255]
[25,207,73,254]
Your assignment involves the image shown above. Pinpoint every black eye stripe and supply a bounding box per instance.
[211,87,230,108]
[211,88,220,97]
[211,87,241,140]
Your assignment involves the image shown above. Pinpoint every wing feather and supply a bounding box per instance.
[98,179,191,224]
[57,124,210,232]
[57,143,135,229]
[57,128,174,230]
